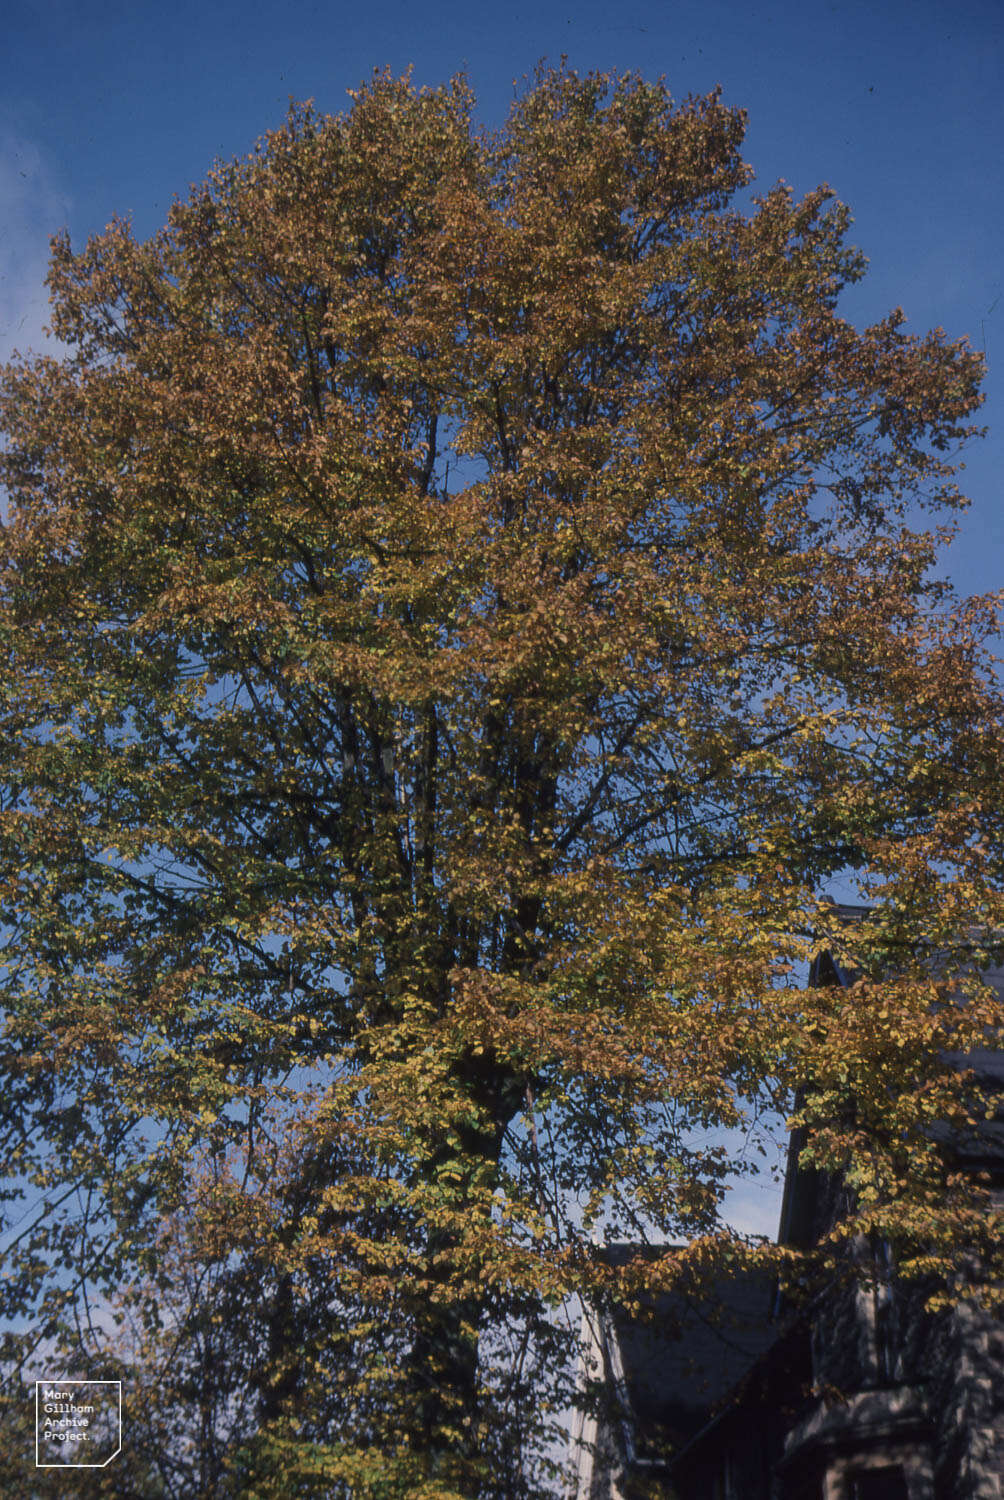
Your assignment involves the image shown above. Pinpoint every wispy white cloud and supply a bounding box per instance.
[0,131,71,364]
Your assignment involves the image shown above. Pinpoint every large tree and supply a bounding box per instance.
[0,66,1000,1498]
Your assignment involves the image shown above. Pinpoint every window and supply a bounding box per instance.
[711,1449,737,1500]
[850,1466,910,1500]
[871,1238,899,1383]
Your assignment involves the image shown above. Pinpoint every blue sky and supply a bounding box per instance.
[3,0,1001,604]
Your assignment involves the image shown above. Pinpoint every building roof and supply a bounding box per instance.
[604,1263,782,1463]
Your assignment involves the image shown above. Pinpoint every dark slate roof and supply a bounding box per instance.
[599,1248,781,1462]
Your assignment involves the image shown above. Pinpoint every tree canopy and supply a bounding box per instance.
[0,65,1001,1498]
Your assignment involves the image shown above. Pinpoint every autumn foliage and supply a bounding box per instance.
[0,66,1001,1497]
